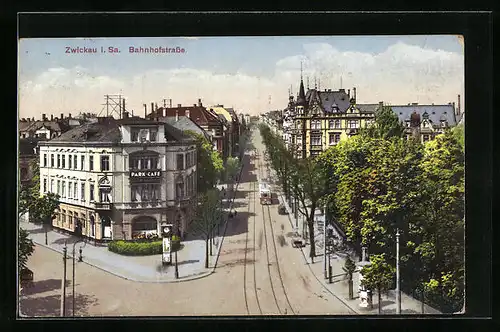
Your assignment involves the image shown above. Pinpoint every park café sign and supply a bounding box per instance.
[130,170,161,178]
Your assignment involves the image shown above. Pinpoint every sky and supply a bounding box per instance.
[18,35,464,119]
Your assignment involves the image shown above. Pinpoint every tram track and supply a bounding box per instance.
[243,149,262,315]
[256,147,295,315]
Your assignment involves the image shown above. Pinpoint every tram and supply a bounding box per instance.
[259,182,272,205]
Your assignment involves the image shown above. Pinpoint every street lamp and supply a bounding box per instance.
[72,219,86,317]
[396,227,401,315]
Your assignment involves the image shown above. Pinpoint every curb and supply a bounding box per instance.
[31,238,214,284]
[277,193,360,314]
[213,155,246,270]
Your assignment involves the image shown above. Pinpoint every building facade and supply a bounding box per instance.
[283,78,373,158]
[38,115,197,242]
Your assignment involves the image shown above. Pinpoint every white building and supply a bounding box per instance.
[38,114,197,241]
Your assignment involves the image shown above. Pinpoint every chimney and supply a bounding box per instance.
[353,87,357,102]
[50,114,54,121]
[155,103,158,111]
[42,113,46,121]
[151,102,154,114]
[412,102,418,106]
[193,104,197,107]
[348,89,350,98]
[123,111,129,119]
[60,113,64,119]
[32,117,35,122]
[175,110,179,122]
[177,104,181,108]
[144,104,147,118]
[379,101,383,108]
[457,94,461,115]
[198,98,202,107]
[452,102,455,111]
[122,98,126,115]
[68,113,72,119]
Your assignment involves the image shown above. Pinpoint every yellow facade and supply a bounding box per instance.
[295,106,374,157]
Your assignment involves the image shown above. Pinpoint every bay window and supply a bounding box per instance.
[130,184,160,202]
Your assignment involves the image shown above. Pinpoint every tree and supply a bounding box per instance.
[30,192,61,245]
[184,130,224,193]
[224,156,241,191]
[360,254,395,314]
[361,105,404,140]
[259,123,331,261]
[19,228,35,271]
[191,189,223,268]
[342,256,357,299]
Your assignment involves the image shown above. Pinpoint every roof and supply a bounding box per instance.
[390,104,457,126]
[19,138,40,155]
[150,106,222,127]
[356,104,379,113]
[161,116,210,140]
[19,120,62,133]
[51,118,122,143]
[306,89,351,114]
[47,117,194,144]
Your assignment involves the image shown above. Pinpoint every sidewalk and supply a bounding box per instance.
[21,172,243,284]
[277,192,442,315]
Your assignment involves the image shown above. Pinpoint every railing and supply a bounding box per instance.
[92,202,112,210]
[310,144,323,151]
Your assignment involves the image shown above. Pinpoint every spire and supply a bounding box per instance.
[297,76,306,107]
[306,76,310,89]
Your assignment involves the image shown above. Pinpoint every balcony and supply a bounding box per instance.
[92,202,112,210]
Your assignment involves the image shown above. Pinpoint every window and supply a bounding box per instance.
[423,134,430,143]
[129,155,159,170]
[57,180,61,195]
[62,210,66,224]
[101,155,110,171]
[51,154,54,167]
[81,155,85,170]
[100,188,111,203]
[150,129,158,141]
[89,156,94,171]
[73,182,77,199]
[43,178,47,193]
[311,120,321,130]
[43,154,47,167]
[62,181,66,198]
[131,129,139,142]
[68,181,72,198]
[176,154,184,170]
[74,154,78,169]
[329,133,341,145]
[310,135,322,146]
[50,179,54,193]
[57,154,61,168]
[81,183,85,201]
[176,182,185,199]
[90,184,95,201]
[348,120,359,129]
[69,155,72,169]
[130,184,160,202]
[329,119,341,129]
[61,154,66,168]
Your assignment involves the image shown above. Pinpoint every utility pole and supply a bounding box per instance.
[323,216,327,279]
[60,241,67,317]
[396,228,401,314]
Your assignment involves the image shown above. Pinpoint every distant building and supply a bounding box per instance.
[38,114,197,242]
[147,99,229,160]
[389,101,459,143]
[18,113,83,140]
[19,138,41,189]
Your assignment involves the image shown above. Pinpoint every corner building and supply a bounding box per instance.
[38,115,197,242]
